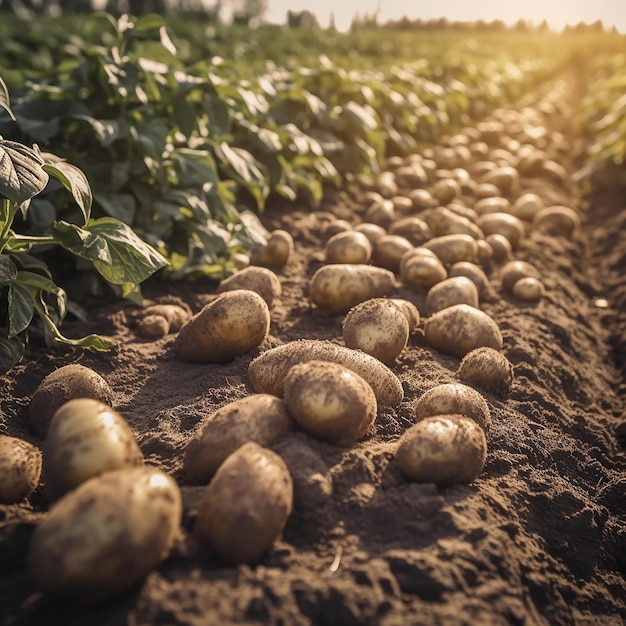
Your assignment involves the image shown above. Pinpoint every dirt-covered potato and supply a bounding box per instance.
[283,360,377,446]
[309,264,395,315]
[511,192,545,222]
[342,298,409,364]
[500,260,540,293]
[250,229,294,268]
[184,394,293,484]
[479,165,519,195]
[390,298,421,332]
[395,414,487,486]
[325,230,372,265]
[29,364,114,439]
[476,212,525,249]
[424,206,484,240]
[485,233,512,262]
[29,466,181,601]
[363,198,396,228]
[400,249,447,288]
[175,289,270,363]
[194,442,292,565]
[217,266,282,309]
[432,177,461,203]
[423,234,479,265]
[532,205,581,238]
[457,346,514,398]
[449,262,493,300]
[137,314,170,339]
[372,234,414,272]
[388,216,432,246]
[0,435,42,504]
[473,196,511,216]
[42,398,143,500]
[414,383,492,433]
[408,188,437,210]
[137,301,192,339]
[425,276,480,315]
[248,339,403,407]
[424,303,503,357]
[354,222,387,245]
[512,276,545,302]
[321,219,352,242]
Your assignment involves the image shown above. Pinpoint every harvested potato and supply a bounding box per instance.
[424,303,503,357]
[424,206,484,240]
[248,339,403,407]
[449,262,493,300]
[511,192,545,222]
[29,364,114,439]
[321,219,352,242]
[137,300,192,339]
[476,239,494,263]
[354,222,387,245]
[43,398,143,500]
[390,298,421,332]
[457,346,514,398]
[400,249,447,288]
[283,360,377,446]
[175,289,270,363]
[425,276,480,315]
[414,383,491,433]
[532,205,581,237]
[474,182,501,199]
[309,264,395,315]
[363,198,395,229]
[422,234,479,265]
[372,234,414,272]
[512,276,545,302]
[389,216,432,246]
[395,415,487,486]
[137,314,170,339]
[408,188,437,210]
[432,177,460,203]
[29,466,181,601]
[473,196,511,215]
[479,165,519,195]
[342,298,409,364]
[500,260,540,293]
[184,394,293,484]
[0,435,42,504]
[325,230,372,265]
[194,442,292,565]
[485,233,512,262]
[217,266,282,309]
[250,229,294,267]
[476,212,525,249]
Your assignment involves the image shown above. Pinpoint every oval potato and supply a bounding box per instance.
[425,276,479,315]
[500,260,540,293]
[422,234,479,265]
[457,346,514,398]
[325,230,372,265]
[372,234,414,273]
[476,212,525,249]
[217,266,282,309]
[250,229,294,268]
[0,435,42,504]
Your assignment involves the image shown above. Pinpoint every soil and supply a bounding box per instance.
[1,72,626,626]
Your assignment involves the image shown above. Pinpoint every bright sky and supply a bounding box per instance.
[264,0,626,32]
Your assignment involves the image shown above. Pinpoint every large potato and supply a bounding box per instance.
[309,264,395,315]
[422,234,479,265]
[425,276,479,315]
[217,266,282,309]
[424,303,503,357]
[0,435,42,504]
[283,360,377,446]
[248,339,403,407]
[42,398,143,500]
[29,466,182,601]
[456,346,514,398]
[343,298,409,364]
[395,415,487,486]
[175,289,270,363]
[194,442,292,565]
[184,394,293,484]
[29,364,114,439]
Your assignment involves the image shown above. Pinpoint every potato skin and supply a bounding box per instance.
[184,394,293,484]
[512,276,545,302]
[248,339,403,407]
[422,234,479,265]
[194,442,293,565]
[43,398,143,500]
[0,435,42,504]
[250,229,294,267]
[217,266,282,309]
[29,364,114,439]
[456,347,514,398]
[425,276,479,315]
[395,414,487,486]
[283,360,377,446]
[175,289,270,363]
[390,298,421,332]
[29,466,182,602]
[325,231,372,265]
[500,260,540,293]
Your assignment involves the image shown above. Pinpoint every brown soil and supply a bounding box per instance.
[1,74,626,625]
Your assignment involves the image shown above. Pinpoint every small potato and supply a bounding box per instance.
[325,230,372,265]
[479,165,519,195]
[309,264,395,315]
[342,298,409,364]
[424,303,503,357]
[29,364,114,439]
[512,276,545,302]
[0,435,42,504]
[29,466,182,602]
[322,219,352,242]
[414,383,491,433]
[485,233,512,262]
[511,192,545,222]
[424,206,484,240]
[137,314,170,339]
[425,276,479,315]
[432,178,460,203]
[43,398,143,500]
[363,198,396,229]
[141,300,191,333]
[283,360,377,446]
[174,289,270,363]
[457,346,514,398]
[354,222,387,245]
[194,442,292,565]
[500,260,540,293]
[473,182,501,199]
[408,188,437,210]
[477,239,494,263]
[184,394,293,484]
[389,216,432,247]
[217,266,282,310]
[532,205,581,238]
[250,229,294,268]
[476,212,525,249]
[390,298,421,332]
[372,234,414,272]
[449,262,493,300]
[473,196,511,216]
[395,415,487,486]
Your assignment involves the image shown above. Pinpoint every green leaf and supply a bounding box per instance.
[72,116,131,147]
[171,148,219,187]
[52,220,112,264]
[0,139,49,204]
[0,255,17,284]
[0,333,24,372]
[95,192,136,223]
[132,120,168,161]
[42,155,92,224]
[0,77,16,121]
[8,283,35,338]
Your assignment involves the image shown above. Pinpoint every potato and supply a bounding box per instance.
[390,298,421,332]
[183,394,293,485]
[532,205,581,237]
[511,192,545,222]
[512,276,545,302]
[283,360,377,446]
[457,346,514,398]
[363,198,395,229]
[248,339,403,407]
[388,216,432,246]
[137,314,170,339]
[0,435,42,504]
[391,195,414,215]
[479,165,519,195]
[321,219,352,242]
[425,276,480,315]
[422,234,479,266]
[29,466,182,602]
[477,239,494,263]
[424,206,484,240]
[449,262,493,300]
[250,229,294,268]
[354,222,387,245]
[424,303,503,357]
[174,289,270,363]
[325,230,372,265]
[500,260,540,293]
[473,196,511,216]
[408,188,437,210]
[414,383,491,433]
[217,266,281,309]
[485,233,512,262]
[474,182,501,199]
[476,212,525,249]
[395,415,487,486]
[29,364,114,439]
[194,442,292,565]
[372,234,414,272]
[432,177,460,203]
[137,301,192,339]
[42,398,143,500]
[309,264,395,315]
[342,298,409,364]
[400,249,447,288]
